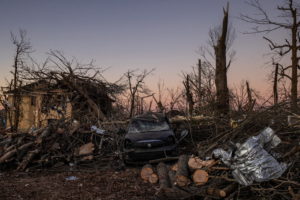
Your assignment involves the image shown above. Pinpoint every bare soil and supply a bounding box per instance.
[0,168,157,200]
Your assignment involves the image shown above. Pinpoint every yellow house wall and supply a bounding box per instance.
[7,95,35,131]
[7,93,72,132]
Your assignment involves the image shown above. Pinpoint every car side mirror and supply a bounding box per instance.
[177,129,188,144]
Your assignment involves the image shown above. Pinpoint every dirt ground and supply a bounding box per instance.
[0,168,157,200]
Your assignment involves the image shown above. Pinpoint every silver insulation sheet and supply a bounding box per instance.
[213,127,287,186]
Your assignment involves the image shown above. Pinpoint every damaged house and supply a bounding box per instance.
[3,79,115,132]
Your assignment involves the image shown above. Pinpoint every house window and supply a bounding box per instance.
[31,96,36,106]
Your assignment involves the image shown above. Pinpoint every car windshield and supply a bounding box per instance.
[128,120,170,133]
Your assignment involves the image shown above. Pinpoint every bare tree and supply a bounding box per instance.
[212,3,232,116]
[182,60,216,115]
[183,74,194,116]
[241,0,300,112]
[273,62,279,105]
[125,69,154,118]
[231,80,261,113]
[245,80,256,111]
[10,30,32,131]
[19,50,122,122]
[167,87,184,111]
[198,3,235,116]
[152,79,166,113]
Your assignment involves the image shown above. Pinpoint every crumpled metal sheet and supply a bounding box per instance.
[212,127,287,186]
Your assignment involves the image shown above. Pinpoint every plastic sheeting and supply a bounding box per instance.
[91,126,105,134]
[213,127,287,186]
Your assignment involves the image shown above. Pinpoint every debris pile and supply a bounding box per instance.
[0,121,124,172]
[140,155,237,199]
[140,103,300,200]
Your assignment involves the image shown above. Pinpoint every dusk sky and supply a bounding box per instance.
[0,0,287,95]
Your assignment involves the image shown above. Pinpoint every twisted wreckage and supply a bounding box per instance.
[0,74,299,199]
[3,79,115,132]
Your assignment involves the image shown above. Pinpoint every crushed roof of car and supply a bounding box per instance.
[132,112,167,122]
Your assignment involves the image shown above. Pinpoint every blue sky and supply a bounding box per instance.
[0,0,287,94]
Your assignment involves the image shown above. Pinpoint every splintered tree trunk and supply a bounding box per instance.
[291,21,298,112]
[214,4,230,116]
[184,75,194,116]
[246,81,255,111]
[175,155,190,187]
[198,59,202,106]
[273,63,279,105]
[129,96,135,118]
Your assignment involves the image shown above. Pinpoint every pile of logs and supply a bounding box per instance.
[140,155,237,199]
[0,121,123,171]
[139,102,300,200]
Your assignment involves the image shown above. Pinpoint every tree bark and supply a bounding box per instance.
[175,154,190,187]
[183,75,194,116]
[290,9,298,112]
[214,4,230,116]
[273,63,279,105]
[157,162,171,188]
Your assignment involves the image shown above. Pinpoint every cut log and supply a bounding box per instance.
[188,156,203,170]
[168,170,176,186]
[56,127,65,134]
[4,144,16,153]
[202,160,218,168]
[36,126,52,144]
[188,156,217,170]
[149,173,159,184]
[17,149,40,171]
[207,183,237,198]
[192,169,209,186]
[79,142,95,156]
[221,183,237,197]
[175,154,190,187]
[141,164,154,182]
[0,142,34,163]
[81,155,94,161]
[207,188,226,198]
[157,162,171,188]
[171,163,178,171]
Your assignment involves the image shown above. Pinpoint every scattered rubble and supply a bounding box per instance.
[0,121,124,172]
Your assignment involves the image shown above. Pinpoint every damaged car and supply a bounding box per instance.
[123,112,187,162]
